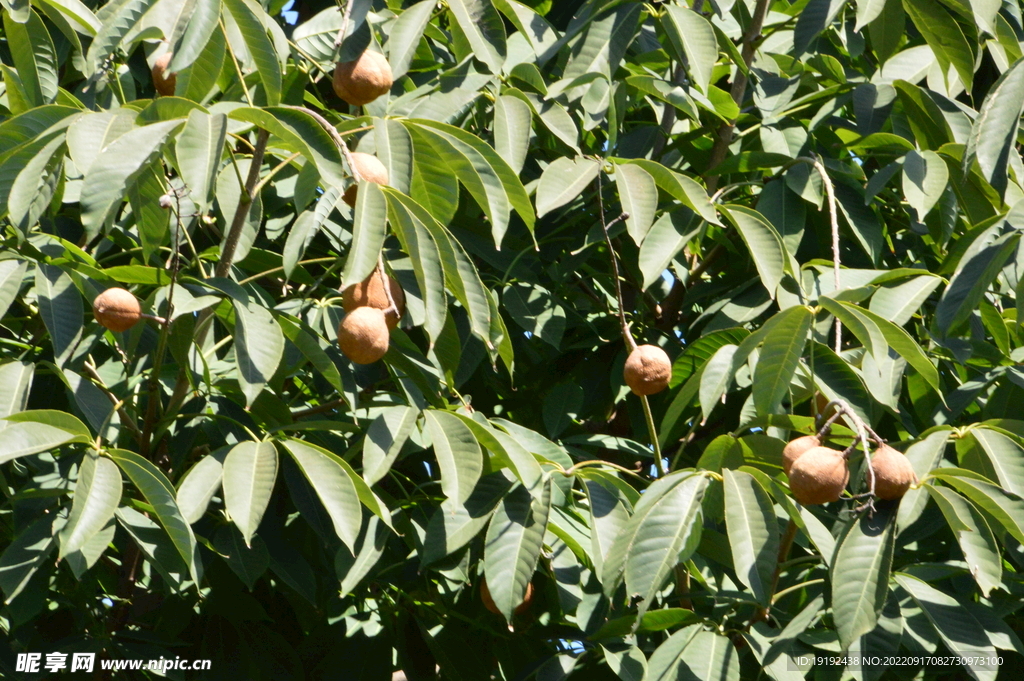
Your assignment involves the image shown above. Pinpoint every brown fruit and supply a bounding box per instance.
[480,578,533,616]
[342,152,390,207]
[871,444,917,500]
[332,50,393,106]
[342,267,405,329]
[337,306,390,364]
[783,435,821,475]
[93,288,141,332]
[152,52,176,96]
[623,344,672,396]
[788,446,849,505]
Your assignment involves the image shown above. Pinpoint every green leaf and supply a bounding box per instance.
[386,0,434,79]
[794,0,847,56]
[964,57,1024,199]
[34,264,82,368]
[80,119,182,239]
[0,360,33,419]
[536,156,600,218]
[373,117,413,195]
[582,474,633,583]
[336,515,388,595]
[342,181,388,288]
[212,524,268,590]
[647,627,739,681]
[925,484,1001,596]
[446,0,506,74]
[619,159,720,225]
[233,298,285,407]
[108,449,201,584]
[903,0,976,93]
[723,470,779,606]
[563,3,641,81]
[839,302,941,393]
[65,110,137,176]
[176,110,227,212]
[385,190,448,346]
[407,119,534,248]
[34,0,100,34]
[902,150,948,218]
[7,133,64,231]
[421,472,512,566]
[176,19,226,102]
[116,506,198,591]
[0,515,58,603]
[720,205,789,298]
[968,427,1024,497]
[661,7,717,94]
[502,282,565,349]
[176,448,227,524]
[455,414,543,493]
[831,503,896,650]
[127,164,171,261]
[493,95,532,175]
[58,452,122,559]
[167,0,222,73]
[931,469,1024,544]
[868,275,941,326]
[282,438,362,551]
[614,162,658,245]
[621,473,708,622]
[483,480,551,621]
[855,0,890,30]
[638,208,700,290]
[222,441,278,546]
[0,260,28,323]
[425,409,483,504]
[753,305,812,415]
[935,231,1019,335]
[229,107,347,189]
[362,405,418,486]
[699,344,738,422]
[85,0,159,75]
[222,0,281,105]
[895,573,998,679]
[4,10,59,106]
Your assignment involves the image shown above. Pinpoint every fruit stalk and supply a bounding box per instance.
[820,398,877,506]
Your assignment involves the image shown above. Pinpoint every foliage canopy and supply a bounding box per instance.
[2,0,1024,678]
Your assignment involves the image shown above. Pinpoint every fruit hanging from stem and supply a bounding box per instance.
[623,344,672,396]
[333,50,393,106]
[870,444,917,500]
[788,446,849,505]
[93,288,142,332]
[337,306,390,364]
[342,152,389,207]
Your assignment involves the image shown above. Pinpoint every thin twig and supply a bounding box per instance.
[377,253,398,319]
[82,360,143,443]
[808,157,841,352]
[333,0,357,51]
[596,173,635,351]
[821,399,876,511]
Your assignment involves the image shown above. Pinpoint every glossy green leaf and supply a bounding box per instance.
[167,0,222,73]
[85,0,158,75]
[753,305,812,415]
[721,205,789,298]
[233,298,285,407]
[935,231,1019,335]
[536,156,600,217]
[0,361,33,419]
[421,472,512,566]
[447,0,506,74]
[902,150,948,217]
[222,0,281,105]
[425,409,483,504]
[483,480,551,621]
[925,484,1001,596]
[4,9,59,106]
[493,95,532,175]
[176,448,227,524]
[223,441,278,546]
[361,405,418,487]
[723,469,779,605]
[34,264,82,367]
[661,6,717,94]
[965,57,1024,199]
[830,503,897,650]
[108,449,201,583]
[386,0,434,79]
[282,438,362,551]
[176,110,227,212]
[58,452,122,559]
[342,180,388,288]
[903,0,976,94]
[614,162,658,245]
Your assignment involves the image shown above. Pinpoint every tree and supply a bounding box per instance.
[2,0,1024,678]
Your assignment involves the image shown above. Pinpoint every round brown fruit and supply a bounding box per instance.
[152,52,176,96]
[783,435,821,475]
[93,288,142,332]
[342,152,390,207]
[788,446,849,505]
[870,444,917,500]
[480,578,533,616]
[337,306,390,364]
[332,50,393,106]
[342,268,405,329]
[623,344,672,396]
